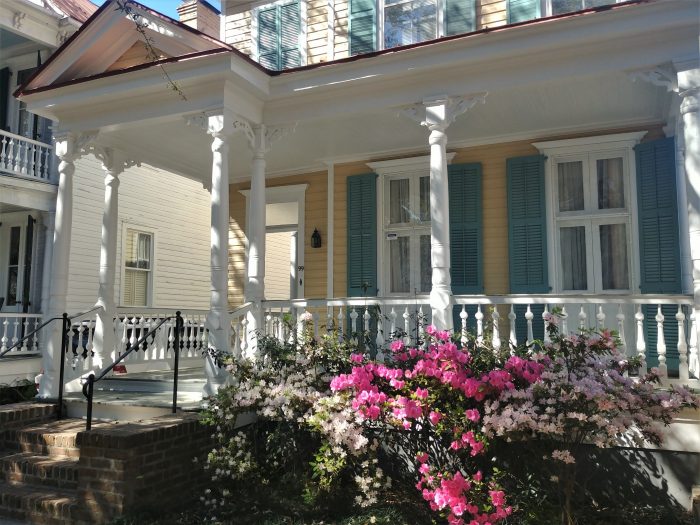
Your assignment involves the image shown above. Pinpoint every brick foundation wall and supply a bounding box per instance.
[76,413,211,523]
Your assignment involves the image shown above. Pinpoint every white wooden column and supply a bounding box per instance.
[401,95,486,330]
[678,65,700,376]
[39,133,87,399]
[92,148,137,368]
[244,125,268,351]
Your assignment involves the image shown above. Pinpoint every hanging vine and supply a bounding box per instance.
[115,0,187,100]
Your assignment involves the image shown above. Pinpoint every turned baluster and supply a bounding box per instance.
[508,305,517,349]
[596,305,606,331]
[689,310,698,379]
[492,308,501,352]
[655,305,667,379]
[389,307,397,341]
[635,306,647,375]
[677,306,689,381]
[616,304,627,357]
[525,305,534,346]
[460,305,468,345]
[542,305,551,344]
[475,305,484,345]
[578,305,587,331]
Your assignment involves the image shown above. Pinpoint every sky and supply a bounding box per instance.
[138,1,221,19]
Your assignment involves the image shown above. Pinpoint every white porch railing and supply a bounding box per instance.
[231,295,698,384]
[0,313,43,356]
[65,308,209,373]
[0,129,54,183]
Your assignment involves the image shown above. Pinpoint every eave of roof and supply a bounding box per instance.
[15,0,655,98]
[49,0,99,23]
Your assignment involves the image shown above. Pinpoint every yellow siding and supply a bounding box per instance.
[334,0,349,60]
[225,10,252,56]
[307,0,329,64]
[477,0,508,29]
[228,171,328,308]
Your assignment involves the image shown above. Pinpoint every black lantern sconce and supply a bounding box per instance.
[311,228,322,248]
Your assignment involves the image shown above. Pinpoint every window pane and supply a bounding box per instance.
[390,237,411,293]
[600,224,628,290]
[557,161,585,212]
[124,269,148,307]
[8,227,20,266]
[389,179,411,223]
[384,1,437,49]
[126,230,152,269]
[551,0,583,15]
[137,233,151,269]
[560,226,588,290]
[420,234,432,293]
[6,267,18,306]
[597,158,625,209]
[419,176,430,222]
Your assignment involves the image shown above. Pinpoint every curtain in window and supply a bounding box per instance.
[557,161,584,212]
[560,226,587,290]
[384,0,437,49]
[420,234,432,293]
[597,158,625,209]
[419,176,430,222]
[600,224,628,289]
[389,179,411,223]
[124,230,151,306]
[390,237,411,293]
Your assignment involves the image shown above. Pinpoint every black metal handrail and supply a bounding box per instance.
[81,311,183,431]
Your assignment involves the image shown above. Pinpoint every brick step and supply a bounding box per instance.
[0,481,86,525]
[2,419,84,458]
[0,451,79,490]
[0,402,58,430]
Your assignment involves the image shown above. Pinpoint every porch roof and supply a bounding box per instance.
[15,0,698,183]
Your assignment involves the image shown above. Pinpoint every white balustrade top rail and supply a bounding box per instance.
[0,129,54,183]
[0,313,43,355]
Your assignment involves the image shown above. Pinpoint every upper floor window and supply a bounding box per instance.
[256,1,302,70]
[508,0,622,24]
[349,0,476,55]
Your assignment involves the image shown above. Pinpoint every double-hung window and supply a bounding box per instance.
[535,133,644,294]
[256,1,302,70]
[350,0,476,54]
[123,229,153,307]
[508,0,623,24]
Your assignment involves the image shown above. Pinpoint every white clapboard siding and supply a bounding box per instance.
[65,156,211,313]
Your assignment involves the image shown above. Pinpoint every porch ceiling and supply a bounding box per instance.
[97,70,668,183]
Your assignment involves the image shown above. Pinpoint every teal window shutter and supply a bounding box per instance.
[349,0,376,56]
[636,137,682,373]
[258,2,301,70]
[636,137,681,294]
[449,163,483,293]
[507,0,541,24]
[445,0,476,36]
[347,173,378,296]
[280,2,301,69]
[507,155,549,294]
[0,67,9,131]
[258,6,279,70]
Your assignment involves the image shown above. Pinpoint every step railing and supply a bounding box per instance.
[0,129,54,182]
[250,294,697,383]
[0,314,43,356]
[82,312,183,431]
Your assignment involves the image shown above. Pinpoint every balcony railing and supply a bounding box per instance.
[0,129,54,183]
[229,294,699,385]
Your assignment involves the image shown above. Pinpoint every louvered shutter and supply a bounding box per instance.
[636,137,681,294]
[507,0,540,23]
[347,173,378,296]
[258,6,279,70]
[280,2,301,69]
[0,68,10,131]
[507,155,549,293]
[635,137,682,372]
[445,0,476,36]
[507,155,548,346]
[449,163,483,293]
[349,0,376,56]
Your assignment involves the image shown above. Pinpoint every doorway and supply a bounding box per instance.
[0,214,35,313]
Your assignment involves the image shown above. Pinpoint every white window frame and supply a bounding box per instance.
[369,153,455,296]
[541,0,623,17]
[533,132,646,295]
[120,225,156,307]
[250,0,308,68]
[379,0,452,51]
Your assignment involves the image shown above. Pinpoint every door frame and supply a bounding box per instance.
[0,212,35,313]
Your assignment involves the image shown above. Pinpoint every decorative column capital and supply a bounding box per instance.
[680,87,700,115]
[88,145,140,177]
[250,123,297,158]
[399,93,487,133]
[53,130,99,163]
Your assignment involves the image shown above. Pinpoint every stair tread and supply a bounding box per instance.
[0,450,79,467]
[0,479,78,502]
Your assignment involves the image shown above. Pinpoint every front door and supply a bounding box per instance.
[0,215,34,313]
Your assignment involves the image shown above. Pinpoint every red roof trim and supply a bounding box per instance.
[14,0,237,97]
[16,48,233,97]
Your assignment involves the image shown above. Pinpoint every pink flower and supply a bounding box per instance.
[350,353,364,363]
[465,409,481,422]
[414,387,429,400]
[429,411,442,425]
[489,490,506,507]
[416,452,429,463]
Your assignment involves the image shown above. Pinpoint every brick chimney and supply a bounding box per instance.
[177,1,220,40]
